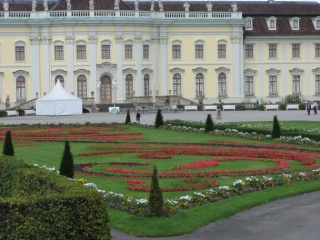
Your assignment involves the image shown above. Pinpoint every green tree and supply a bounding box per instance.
[271,115,281,139]
[59,141,74,178]
[125,109,131,124]
[148,165,165,217]
[155,109,163,128]
[2,130,14,156]
[205,114,214,133]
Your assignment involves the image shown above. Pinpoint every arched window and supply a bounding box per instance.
[245,76,254,96]
[77,75,87,98]
[100,76,112,103]
[55,75,64,87]
[144,74,149,96]
[218,73,226,97]
[270,20,275,28]
[195,73,204,97]
[16,76,26,101]
[173,73,181,96]
[125,74,133,98]
[316,75,320,94]
[293,20,298,28]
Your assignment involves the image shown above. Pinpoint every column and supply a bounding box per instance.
[88,34,97,101]
[0,72,3,106]
[65,35,75,93]
[42,35,52,94]
[135,35,142,96]
[159,35,168,96]
[30,35,41,97]
[151,35,159,99]
[115,34,124,101]
[230,32,244,100]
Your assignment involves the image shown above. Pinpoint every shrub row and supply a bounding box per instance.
[0,156,111,240]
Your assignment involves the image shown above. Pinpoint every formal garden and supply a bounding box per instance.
[1,111,320,238]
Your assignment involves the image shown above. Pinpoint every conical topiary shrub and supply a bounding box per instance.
[2,130,14,156]
[148,165,164,217]
[205,114,214,133]
[155,109,163,128]
[125,109,131,124]
[59,141,74,179]
[271,115,281,139]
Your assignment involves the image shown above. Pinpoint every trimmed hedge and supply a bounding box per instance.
[0,156,111,240]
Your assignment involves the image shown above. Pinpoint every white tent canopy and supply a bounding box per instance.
[36,80,82,115]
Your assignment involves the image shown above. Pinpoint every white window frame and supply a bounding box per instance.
[76,40,87,60]
[289,17,300,30]
[15,41,26,62]
[245,17,253,30]
[194,40,204,60]
[172,40,182,60]
[266,16,277,30]
[124,40,133,60]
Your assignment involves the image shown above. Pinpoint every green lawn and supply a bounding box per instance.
[2,122,320,237]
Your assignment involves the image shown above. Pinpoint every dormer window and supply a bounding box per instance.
[245,17,253,30]
[311,17,320,30]
[289,17,300,30]
[266,16,277,30]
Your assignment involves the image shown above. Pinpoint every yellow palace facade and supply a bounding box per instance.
[0,0,319,108]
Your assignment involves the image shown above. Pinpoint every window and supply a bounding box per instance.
[144,74,149,96]
[270,20,275,29]
[293,20,298,28]
[218,44,226,58]
[125,44,133,59]
[77,45,86,60]
[15,46,25,61]
[125,74,133,98]
[292,44,300,58]
[269,76,278,95]
[218,73,226,97]
[245,76,254,96]
[101,45,110,59]
[16,76,26,101]
[292,75,300,95]
[54,46,64,60]
[77,75,87,98]
[173,73,181,96]
[195,73,204,97]
[245,45,253,58]
[315,44,320,58]
[269,44,277,58]
[55,75,64,87]
[316,75,320,94]
[195,45,203,59]
[317,20,320,28]
[143,45,149,60]
[172,45,181,59]
[245,19,253,30]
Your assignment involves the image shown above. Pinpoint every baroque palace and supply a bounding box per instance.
[0,0,320,109]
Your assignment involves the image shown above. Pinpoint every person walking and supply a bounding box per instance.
[313,100,318,115]
[136,110,141,123]
[307,101,312,115]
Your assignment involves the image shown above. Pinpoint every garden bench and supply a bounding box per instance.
[204,105,217,111]
[286,104,299,110]
[223,105,235,111]
[25,109,36,115]
[185,106,197,111]
[6,110,19,117]
[266,105,279,111]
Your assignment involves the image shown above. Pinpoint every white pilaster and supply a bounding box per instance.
[151,34,159,97]
[30,35,41,97]
[230,32,243,100]
[115,33,123,101]
[159,34,168,95]
[0,72,3,105]
[88,34,97,100]
[135,34,142,96]
[42,35,52,94]
[65,35,74,93]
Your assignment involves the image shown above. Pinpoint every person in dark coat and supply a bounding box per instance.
[307,101,312,115]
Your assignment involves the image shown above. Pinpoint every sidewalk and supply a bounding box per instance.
[0,109,317,125]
